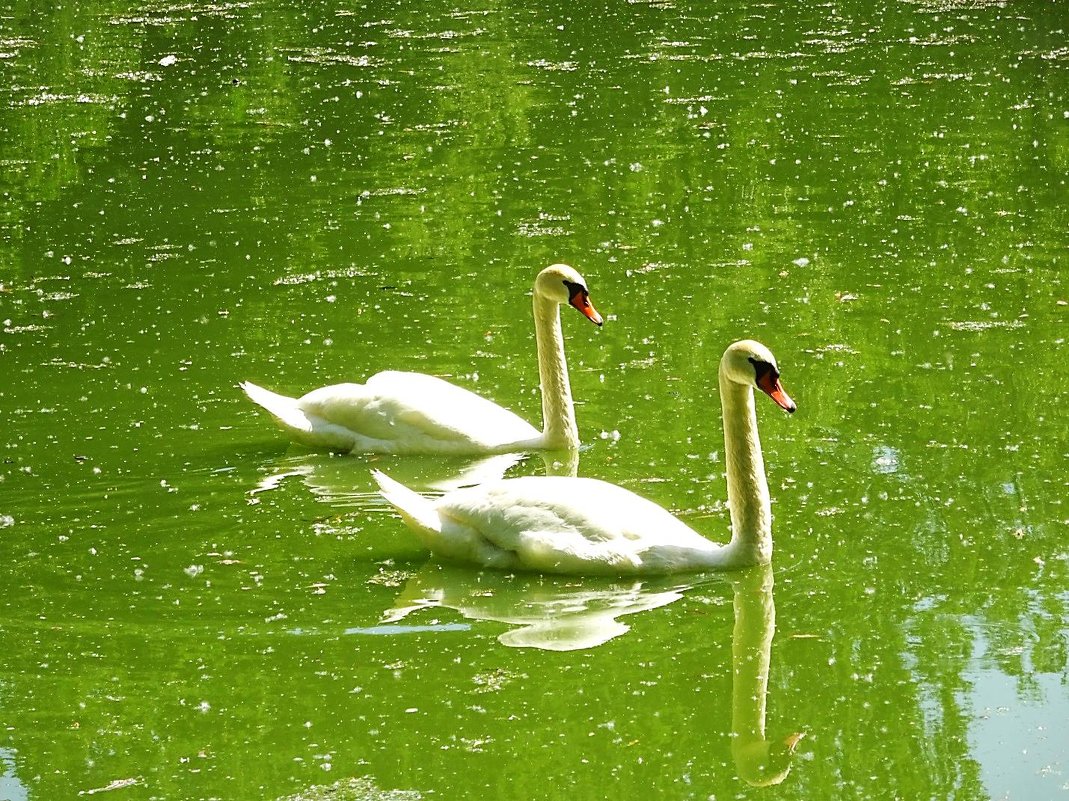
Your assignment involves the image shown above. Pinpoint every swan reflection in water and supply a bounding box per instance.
[247,451,525,505]
[248,449,580,506]
[355,562,803,786]
[727,564,805,786]
[368,562,694,651]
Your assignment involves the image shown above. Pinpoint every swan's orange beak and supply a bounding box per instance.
[569,291,604,326]
[757,373,796,413]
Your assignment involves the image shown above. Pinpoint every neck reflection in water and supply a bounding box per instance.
[728,565,805,786]
[353,562,803,786]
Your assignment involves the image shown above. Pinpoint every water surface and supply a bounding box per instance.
[1,1,1066,799]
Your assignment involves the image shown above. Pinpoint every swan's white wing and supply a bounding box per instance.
[433,477,721,574]
[297,371,540,453]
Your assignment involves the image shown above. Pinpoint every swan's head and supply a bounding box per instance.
[535,264,603,326]
[721,340,796,413]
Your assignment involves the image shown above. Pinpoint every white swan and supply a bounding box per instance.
[241,264,603,454]
[373,340,796,575]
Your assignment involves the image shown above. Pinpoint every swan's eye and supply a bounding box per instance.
[562,280,587,301]
[748,356,778,383]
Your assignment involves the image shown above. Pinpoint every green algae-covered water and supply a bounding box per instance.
[1,1,1066,799]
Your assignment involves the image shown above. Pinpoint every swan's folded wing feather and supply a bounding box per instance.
[368,372,538,440]
[296,382,396,440]
[437,477,711,574]
[298,371,539,448]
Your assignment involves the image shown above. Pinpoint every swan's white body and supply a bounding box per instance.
[241,372,543,454]
[241,264,602,455]
[374,340,796,575]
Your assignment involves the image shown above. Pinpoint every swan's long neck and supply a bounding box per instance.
[533,293,578,449]
[719,371,773,565]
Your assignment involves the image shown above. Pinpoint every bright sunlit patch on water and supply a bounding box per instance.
[871,445,901,475]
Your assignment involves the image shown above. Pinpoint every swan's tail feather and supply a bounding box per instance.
[372,470,442,537]
[240,381,314,434]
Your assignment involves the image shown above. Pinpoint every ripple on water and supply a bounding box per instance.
[277,776,421,801]
[0,37,35,60]
[22,92,118,107]
[516,213,572,238]
[282,48,381,68]
[108,2,253,26]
